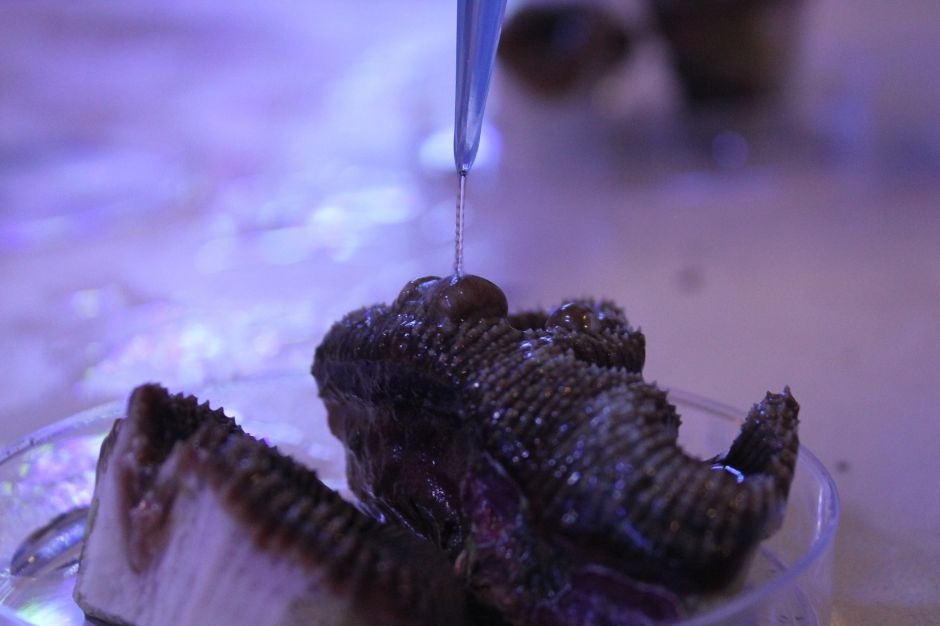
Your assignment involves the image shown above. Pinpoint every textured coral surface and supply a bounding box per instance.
[313,275,800,624]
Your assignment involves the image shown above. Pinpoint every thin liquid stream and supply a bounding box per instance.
[454,172,467,276]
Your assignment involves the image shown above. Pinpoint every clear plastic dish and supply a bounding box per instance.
[0,375,839,626]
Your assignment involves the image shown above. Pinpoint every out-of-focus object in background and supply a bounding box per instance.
[498,3,631,97]
[499,0,805,108]
[651,0,805,105]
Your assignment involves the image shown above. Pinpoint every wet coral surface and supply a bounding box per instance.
[313,275,800,623]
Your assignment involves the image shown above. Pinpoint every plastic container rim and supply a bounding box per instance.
[0,377,841,626]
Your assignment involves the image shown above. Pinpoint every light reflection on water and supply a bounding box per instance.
[13,594,79,626]
[77,302,322,397]
[0,3,465,423]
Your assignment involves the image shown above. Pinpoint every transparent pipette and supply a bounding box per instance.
[453,0,507,276]
[454,0,507,175]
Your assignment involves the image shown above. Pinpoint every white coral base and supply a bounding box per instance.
[74,456,355,626]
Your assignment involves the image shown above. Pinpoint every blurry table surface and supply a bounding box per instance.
[1,1,938,624]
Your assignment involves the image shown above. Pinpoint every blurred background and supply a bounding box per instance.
[1,0,938,624]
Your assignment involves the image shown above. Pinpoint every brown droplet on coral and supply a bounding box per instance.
[427,274,508,325]
[395,275,441,308]
[547,302,600,333]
